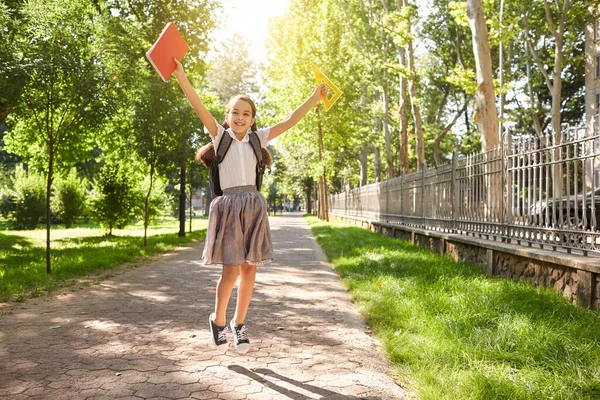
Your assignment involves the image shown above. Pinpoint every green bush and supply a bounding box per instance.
[0,191,16,218]
[86,163,140,235]
[52,169,86,228]
[12,167,45,229]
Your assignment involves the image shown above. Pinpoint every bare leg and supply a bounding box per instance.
[214,265,240,326]
[233,263,257,325]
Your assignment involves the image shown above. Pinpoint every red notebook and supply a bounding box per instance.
[146,22,190,82]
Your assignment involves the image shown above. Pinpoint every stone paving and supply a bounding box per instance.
[0,212,407,399]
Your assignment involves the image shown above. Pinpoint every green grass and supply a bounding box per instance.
[305,215,600,400]
[0,217,207,303]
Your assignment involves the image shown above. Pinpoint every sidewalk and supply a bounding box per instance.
[0,212,407,400]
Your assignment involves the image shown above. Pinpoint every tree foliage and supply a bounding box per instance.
[265,0,371,200]
[52,169,86,229]
[261,0,593,202]
[5,0,120,171]
[207,33,259,103]
[12,167,45,230]
[0,0,594,226]
[87,163,140,236]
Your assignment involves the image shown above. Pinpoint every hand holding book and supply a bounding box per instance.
[146,22,189,82]
[173,58,185,80]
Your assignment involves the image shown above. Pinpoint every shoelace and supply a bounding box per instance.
[217,327,228,343]
[236,325,248,342]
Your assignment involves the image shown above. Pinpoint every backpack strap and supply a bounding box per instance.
[216,130,263,165]
[249,132,267,191]
[248,132,264,167]
[210,130,234,197]
[215,131,234,164]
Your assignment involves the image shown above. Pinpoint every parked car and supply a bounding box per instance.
[530,187,600,230]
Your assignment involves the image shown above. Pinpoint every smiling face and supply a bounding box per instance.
[226,96,256,135]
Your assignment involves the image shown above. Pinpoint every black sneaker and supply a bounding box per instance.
[229,320,250,353]
[209,313,228,350]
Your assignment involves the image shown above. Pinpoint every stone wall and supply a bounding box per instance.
[330,213,600,309]
[494,253,576,302]
[445,240,488,266]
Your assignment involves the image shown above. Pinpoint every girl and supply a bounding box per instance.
[173,58,327,353]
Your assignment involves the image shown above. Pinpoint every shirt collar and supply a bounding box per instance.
[226,128,251,143]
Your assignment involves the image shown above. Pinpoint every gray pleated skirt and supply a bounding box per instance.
[202,185,274,266]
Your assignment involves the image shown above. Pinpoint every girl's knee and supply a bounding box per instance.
[240,263,256,276]
[221,265,240,282]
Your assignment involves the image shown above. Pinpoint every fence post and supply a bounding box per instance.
[505,134,512,243]
[400,170,404,223]
[385,180,389,222]
[451,149,458,233]
[501,133,506,242]
[422,162,427,228]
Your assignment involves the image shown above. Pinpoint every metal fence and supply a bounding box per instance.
[330,121,600,255]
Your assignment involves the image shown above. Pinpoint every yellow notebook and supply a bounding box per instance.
[310,62,343,111]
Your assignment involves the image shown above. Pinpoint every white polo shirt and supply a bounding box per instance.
[205,121,270,190]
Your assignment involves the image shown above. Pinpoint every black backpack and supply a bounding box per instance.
[209,131,266,197]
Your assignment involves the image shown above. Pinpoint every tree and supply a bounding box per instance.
[0,124,21,189]
[132,79,181,245]
[519,0,592,198]
[259,0,591,203]
[422,0,474,166]
[265,0,354,218]
[466,0,499,151]
[5,0,122,274]
[0,1,28,124]
[52,169,86,228]
[206,33,259,104]
[400,1,425,169]
[523,1,569,144]
[338,0,407,177]
[12,167,45,230]
[65,1,213,243]
[107,0,218,239]
[87,163,139,236]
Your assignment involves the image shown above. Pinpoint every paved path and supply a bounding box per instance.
[0,212,407,399]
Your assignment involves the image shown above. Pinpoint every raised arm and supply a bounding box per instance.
[268,83,328,141]
[173,58,217,138]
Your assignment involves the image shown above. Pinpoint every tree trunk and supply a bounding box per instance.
[314,184,319,218]
[188,165,192,233]
[360,146,368,186]
[466,0,499,151]
[467,0,502,223]
[377,12,393,180]
[317,108,329,221]
[396,1,409,174]
[383,73,393,179]
[399,82,409,173]
[323,172,329,221]
[549,3,567,200]
[178,164,186,237]
[189,188,193,233]
[406,34,424,169]
[45,142,54,275]
[373,145,381,183]
[306,179,312,214]
[143,164,155,247]
[498,0,506,136]
[319,174,329,221]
